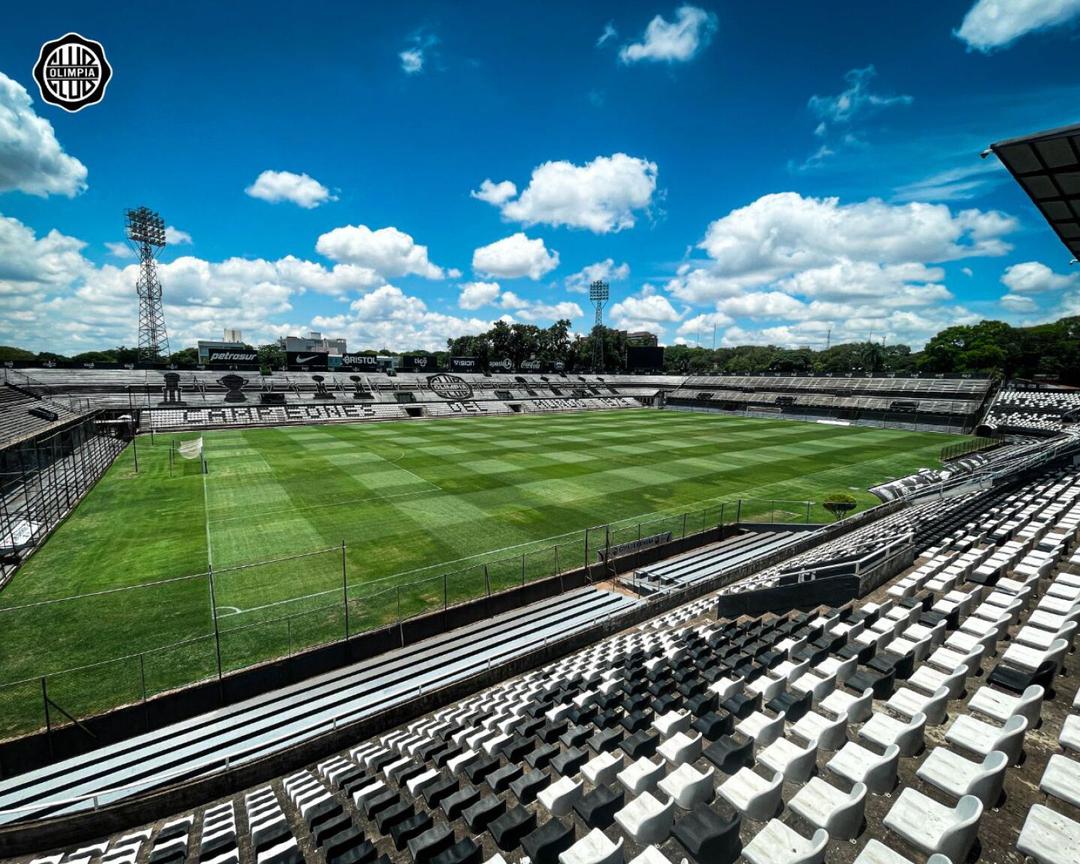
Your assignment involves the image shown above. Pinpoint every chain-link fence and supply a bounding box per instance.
[0,494,820,740]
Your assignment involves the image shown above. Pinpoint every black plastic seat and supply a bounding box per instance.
[988,658,1057,696]
[324,831,374,864]
[721,691,761,720]
[846,666,896,699]
[620,709,651,733]
[430,838,481,864]
[521,817,574,864]
[510,768,548,804]
[537,720,568,743]
[442,784,480,820]
[559,724,591,748]
[573,784,624,829]
[588,727,623,754]
[424,776,458,808]
[314,815,352,849]
[652,693,681,714]
[767,688,812,723]
[360,789,398,818]
[553,746,588,776]
[375,800,413,834]
[464,754,500,785]
[703,735,753,775]
[407,824,454,864]
[693,710,733,740]
[391,811,432,850]
[489,804,536,850]
[463,793,506,832]
[871,649,915,681]
[673,802,742,864]
[620,728,659,759]
[486,762,522,793]
[527,742,560,769]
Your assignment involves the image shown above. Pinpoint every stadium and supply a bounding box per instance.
[3,7,1080,864]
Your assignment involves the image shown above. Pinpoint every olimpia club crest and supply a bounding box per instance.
[33,33,112,112]
[427,374,473,400]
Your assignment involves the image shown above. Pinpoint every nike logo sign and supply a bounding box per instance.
[295,355,321,364]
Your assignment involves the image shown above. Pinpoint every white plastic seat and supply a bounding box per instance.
[816,655,856,685]
[820,686,873,723]
[709,677,742,701]
[1018,803,1080,864]
[883,789,982,863]
[652,710,690,739]
[945,713,1027,765]
[1040,754,1080,808]
[827,742,899,794]
[1001,638,1068,675]
[717,767,783,820]
[742,820,828,864]
[618,756,666,796]
[886,686,949,726]
[1018,620,1077,651]
[747,674,786,703]
[853,839,950,864]
[758,737,818,782]
[538,775,583,816]
[968,684,1043,728]
[582,751,624,787]
[559,829,623,864]
[657,730,701,766]
[790,710,847,751]
[858,711,926,757]
[791,670,835,704]
[917,747,1008,807]
[789,778,866,840]
[736,710,786,751]
[1062,714,1080,753]
[907,663,966,700]
[656,763,714,809]
[614,791,675,845]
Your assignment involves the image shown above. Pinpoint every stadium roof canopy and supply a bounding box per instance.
[988,121,1080,262]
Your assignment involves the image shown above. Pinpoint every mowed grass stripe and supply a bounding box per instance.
[0,410,961,735]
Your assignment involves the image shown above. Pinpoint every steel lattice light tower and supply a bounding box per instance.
[126,207,170,361]
[589,279,609,373]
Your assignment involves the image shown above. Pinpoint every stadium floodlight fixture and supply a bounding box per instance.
[126,207,167,248]
[589,280,609,303]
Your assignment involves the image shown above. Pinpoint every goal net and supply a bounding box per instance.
[177,437,204,460]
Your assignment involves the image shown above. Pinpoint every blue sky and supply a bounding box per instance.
[1,0,1079,354]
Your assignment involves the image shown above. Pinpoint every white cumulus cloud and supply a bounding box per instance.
[609,294,682,333]
[245,170,337,208]
[316,224,449,279]
[0,72,88,197]
[956,0,1080,51]
[472,233,559,280]
[1001,260,1079,293]
[565,258,631,293]
[619,5,718,64]
[479,153,657,234]
[458,280,501,310]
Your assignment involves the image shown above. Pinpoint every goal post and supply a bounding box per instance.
[176,436,208,475]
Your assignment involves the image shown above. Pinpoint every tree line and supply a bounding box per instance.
[1,315,1077,383]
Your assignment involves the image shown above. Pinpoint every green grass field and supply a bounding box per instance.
[0,409,961,737]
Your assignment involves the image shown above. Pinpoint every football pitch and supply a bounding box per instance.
[0,409,962,736]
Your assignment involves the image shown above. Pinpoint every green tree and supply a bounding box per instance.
[822,491,857,521]
[0,346,36,362]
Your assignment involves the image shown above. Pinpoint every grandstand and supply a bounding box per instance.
[665,375,993,433]
[981,386,1080,436]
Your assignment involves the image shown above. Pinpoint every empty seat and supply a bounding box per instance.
[742,820,828,864]
[614,791,675,845]
[557,829,623,864]
[757,737,817,782]
[819,686,873,723]
[790,710,847,751]
[968,684,1044,728]
[789,778,867,840]
[657,763,715,809]
[945,713,1027,765]
[672,803,742,864]
[717,768,783,820]
[886,686,949,726]
[538,776,584,817]
[827,743,899,794]
[657,730,702,765]
[917,748,1008,807]
[853,839,950,864]
[522,818,575,864]
[1040,754,1080,808]
[883,789,982,863]
[858,711,925,757]
[582,752,624,787]
[1018,803,1080,864]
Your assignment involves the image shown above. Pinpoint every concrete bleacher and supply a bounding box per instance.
[0,385,88,448]
[10,460,1080,864]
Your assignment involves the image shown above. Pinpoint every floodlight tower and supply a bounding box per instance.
[126,207,170,361]
[589,279,609,373]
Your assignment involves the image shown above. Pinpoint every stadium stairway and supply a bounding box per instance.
[9,465,1080,864]
[0,588,637,828]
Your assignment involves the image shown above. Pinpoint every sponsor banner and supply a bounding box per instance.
[487,357,513,372]
[207,349,258,366]
[448,356,480,372]
[597,531,673,563]
[446,401,489,414]
[626,346,664,371]
[287,351,328,370]
[339,353,381,369]
[427,373,474,400]
[148,403,395,429]
[519,357,546,373]
[401,355,437,372]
